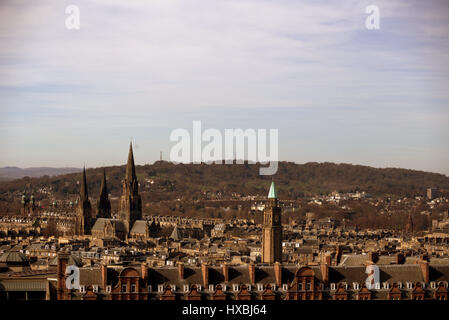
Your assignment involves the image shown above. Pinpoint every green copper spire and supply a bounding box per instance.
[268,181,277,199]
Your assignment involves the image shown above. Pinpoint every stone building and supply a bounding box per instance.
[262,182,282,264]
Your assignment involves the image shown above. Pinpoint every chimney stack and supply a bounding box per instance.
[396,253,405,264]
[222,263,229,282]
[141,262,148,282]
[178,262,184,280]
[368,251,378,263]
[202,262,209,287]
[56,252,69,300]
[101,263,107,289]
[419,260,429,283]
[274,262,282,287]
[248,262,255,284]
[321,257,329,285]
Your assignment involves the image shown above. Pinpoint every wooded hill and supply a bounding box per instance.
[1,161,448,201]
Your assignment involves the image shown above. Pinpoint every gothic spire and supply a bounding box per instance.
[80,166,89,202]
[126,142,137,183]
[98,168,111,218]
[99,168,108,198]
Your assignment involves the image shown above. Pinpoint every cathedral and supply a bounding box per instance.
[75,143,148,240]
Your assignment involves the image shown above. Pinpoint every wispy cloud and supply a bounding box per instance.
[0,0,448,173]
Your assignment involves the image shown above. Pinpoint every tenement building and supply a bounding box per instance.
[49,253,449,301]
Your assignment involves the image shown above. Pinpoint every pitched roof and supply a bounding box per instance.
[130,220,148,234]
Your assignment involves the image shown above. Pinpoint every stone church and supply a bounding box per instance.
[75,143,153,240]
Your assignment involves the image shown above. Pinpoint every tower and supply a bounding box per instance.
[97,168,111,219]
[75,167,92,235]
[262,181,282,263]
[119,143,142,232]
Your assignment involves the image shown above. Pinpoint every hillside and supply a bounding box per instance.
[0,161,448,200]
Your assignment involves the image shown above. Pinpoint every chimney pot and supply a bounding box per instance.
[178,262,184,280]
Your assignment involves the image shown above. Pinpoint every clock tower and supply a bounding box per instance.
[262,181,282,263]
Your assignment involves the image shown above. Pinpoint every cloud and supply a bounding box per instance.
[0,0,448,173]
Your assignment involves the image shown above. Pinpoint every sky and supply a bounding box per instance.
[0,0,448,174]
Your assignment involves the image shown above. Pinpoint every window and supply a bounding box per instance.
[431,282,436,289]
[330,283,336,290]
[407,282,413,289]
[131,284,136,293]
[282,284,288,291]
[233,284,239,292]
[158,285,164,293]
[209,284,214,292]
[306,282,311,291]
[148,285,152,292]
[106,286,112,293]
[197,285,202,292]
[171,285,176,292]
[121,284,127,293]
[184,285,189,292]
[353,283,359,290]
[80,285,86,293]
[257,284,263,291]
[374,283,381,290]
[93,285,99,293]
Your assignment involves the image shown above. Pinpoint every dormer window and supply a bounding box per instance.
[184,285,189,292]
[233,284,239,292]
[257,284,263,291]
[282,284,288,291]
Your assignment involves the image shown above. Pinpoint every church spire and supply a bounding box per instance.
[97,168,111,219]
[126,142,137,183]
[100,168,108,198]
[80,166,89,202]
[76,166,92,235]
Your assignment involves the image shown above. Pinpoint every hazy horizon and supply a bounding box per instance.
[1,1,448,175]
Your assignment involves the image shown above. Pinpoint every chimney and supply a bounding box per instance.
[141,262,148,282]
[222,263,229,282]
[248,262,255,284]
[56,252,69,300]
[178,262,184,280]
[321,261,329,285]
[202,263,209,287]
[335,246,342,265]
[368,251,378,263]
[419,260,429,283]
[101,263,107,289]
[396,253,405,264]
[274,262,282,287]
[325,254,332,266]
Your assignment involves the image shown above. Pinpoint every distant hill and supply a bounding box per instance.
[0,167,82,180]
[0,162,448,199]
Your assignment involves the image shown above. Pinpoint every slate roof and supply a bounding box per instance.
[130,220,148,234]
